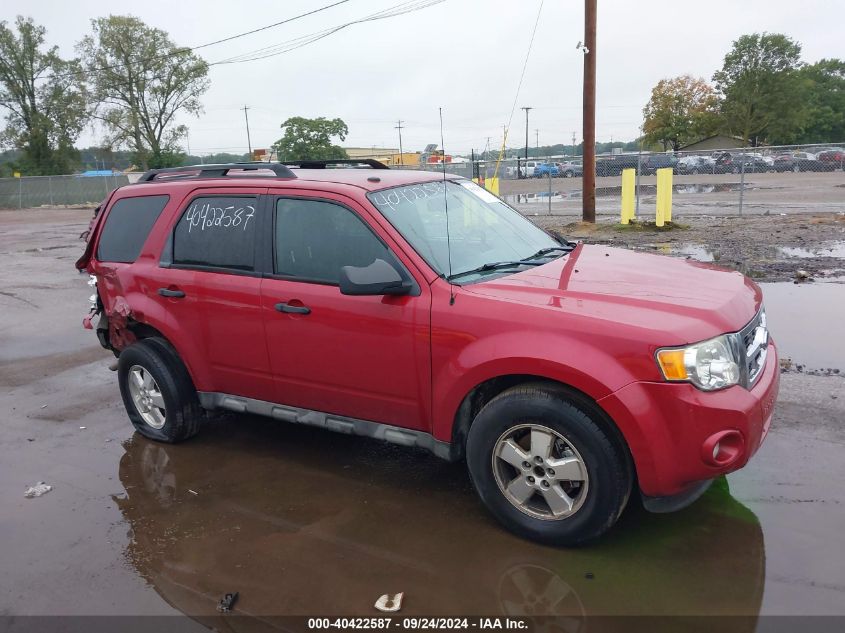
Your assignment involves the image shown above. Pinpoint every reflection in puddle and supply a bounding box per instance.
[760,282,845,369]
[648,243,716,263]
[779,242,845,259]
[115,418,765,625]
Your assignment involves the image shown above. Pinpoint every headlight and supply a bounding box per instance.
[656,335,740,391]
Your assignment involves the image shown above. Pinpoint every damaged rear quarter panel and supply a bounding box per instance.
[84,188,209,389]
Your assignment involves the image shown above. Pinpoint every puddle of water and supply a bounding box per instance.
[760,282,845,369]
[115,424,765,619]
[673,244,716,262]
[779,242,845,259]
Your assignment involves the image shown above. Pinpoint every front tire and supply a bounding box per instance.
[466,385,631,546]
[118,338,202,443]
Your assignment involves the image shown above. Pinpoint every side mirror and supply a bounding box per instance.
[339,258,413,296]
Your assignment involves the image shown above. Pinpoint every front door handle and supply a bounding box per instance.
[158,288,186,298]
[275,302,311,315]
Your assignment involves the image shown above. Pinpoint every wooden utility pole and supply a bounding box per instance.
[242,105,252,156]
[395,120,404,165]
[521,106,532,178]
[582,0,597,222]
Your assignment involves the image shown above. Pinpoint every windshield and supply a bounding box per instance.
[367,179,561,281]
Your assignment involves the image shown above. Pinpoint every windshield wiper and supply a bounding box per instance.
[521,245,574,261]
[447,260,545,282]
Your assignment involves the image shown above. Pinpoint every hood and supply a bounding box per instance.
[463,243,762,344]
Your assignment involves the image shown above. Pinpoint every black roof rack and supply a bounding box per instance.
[137,162,296,182]
[279,158,389,170]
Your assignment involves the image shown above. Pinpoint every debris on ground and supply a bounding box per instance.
[585,572,595,580]
[794,269,813,283]
[79,426,87,430]
[188,489,198,496]
[374,592,404,612]
[217,592,239,613]
[40,405,47,409]
[24,482,53,498]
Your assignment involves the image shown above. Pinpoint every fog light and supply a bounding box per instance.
[702,430,744,467]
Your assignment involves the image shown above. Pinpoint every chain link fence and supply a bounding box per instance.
[452,142,845,218]
[0,173,130,209]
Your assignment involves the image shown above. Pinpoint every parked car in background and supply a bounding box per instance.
[595,154,641,177]
[714,152,773,174]
[641,154,679,175]
[533,162,560,178]
[677,155,715,175]
[519,161,539,178]
[773,152,823,173]
[555,161,583,178]
[816,148,845,170]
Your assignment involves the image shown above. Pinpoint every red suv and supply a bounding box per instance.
[77,161,778,545]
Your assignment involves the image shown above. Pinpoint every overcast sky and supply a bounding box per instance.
[4,0,844,156]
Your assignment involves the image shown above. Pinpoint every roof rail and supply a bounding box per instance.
[137,162,296,182]
[279,158,390,170]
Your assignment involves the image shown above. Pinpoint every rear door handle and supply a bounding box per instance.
[158,288,186,298]
[275,302,311,315]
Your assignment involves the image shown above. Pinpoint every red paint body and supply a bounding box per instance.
[79,170,778,498]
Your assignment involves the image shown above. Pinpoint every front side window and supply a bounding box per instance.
[97,195,169,263]
[274,198,390,284]
[367,180,559,280]
[172,196,258,271]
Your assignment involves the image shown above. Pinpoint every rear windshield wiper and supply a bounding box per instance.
[521,245,574,261]
[447,260,545,282]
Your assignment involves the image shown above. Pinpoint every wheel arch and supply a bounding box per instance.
[450,374,635,482]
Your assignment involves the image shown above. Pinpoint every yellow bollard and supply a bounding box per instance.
[620,168,635,224]
[656,167,673,226]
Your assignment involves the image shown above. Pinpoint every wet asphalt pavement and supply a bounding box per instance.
[1,209,844,624]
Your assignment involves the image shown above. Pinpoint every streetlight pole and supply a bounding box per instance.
[521,106,532,178]
[582,0,597,223]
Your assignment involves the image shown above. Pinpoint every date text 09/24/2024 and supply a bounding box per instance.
[306,618,527,629]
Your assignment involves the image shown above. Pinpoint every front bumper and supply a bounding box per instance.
[598,341,779,498]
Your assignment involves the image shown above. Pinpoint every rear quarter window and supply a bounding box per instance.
[97,195,169,263]
[172,196,258,271]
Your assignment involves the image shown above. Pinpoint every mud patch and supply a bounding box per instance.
[0,346,111,387]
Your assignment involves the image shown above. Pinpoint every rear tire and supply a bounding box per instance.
[466,385,631,546]
[118,337,202,443]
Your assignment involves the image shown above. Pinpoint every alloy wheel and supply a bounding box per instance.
[492,424,589,521]
[127,364,166,429]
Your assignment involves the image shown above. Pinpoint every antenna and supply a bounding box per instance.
[439,107,455,306]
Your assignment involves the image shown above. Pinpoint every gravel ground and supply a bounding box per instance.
[530,212,845,284]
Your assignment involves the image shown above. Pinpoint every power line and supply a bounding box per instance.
[191,0,351,51]
[504,1,544,138]
[212,0,445,65]
[42,0,353,82]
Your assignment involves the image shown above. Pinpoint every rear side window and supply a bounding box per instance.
[97,195,169,263]
[172,196,258,271]
[274,198,389,283]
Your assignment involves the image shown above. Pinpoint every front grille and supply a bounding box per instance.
[737,308,768,388]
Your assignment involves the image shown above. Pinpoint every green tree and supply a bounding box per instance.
[0,16,88,174]
[642,75,720,151]
[797,59,845,143]
[271,117,349,160]
[77,16,209,170]
[713,33,805,145]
